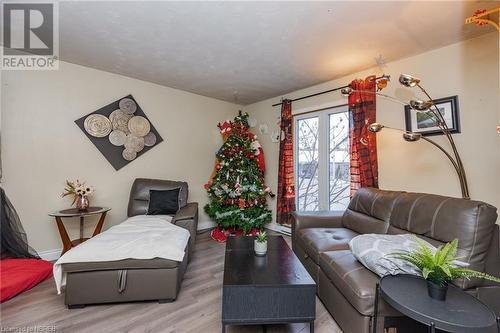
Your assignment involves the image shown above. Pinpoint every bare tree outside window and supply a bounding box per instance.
[296,108,350,212]
[296,117,319,211]
[329,112,350,210]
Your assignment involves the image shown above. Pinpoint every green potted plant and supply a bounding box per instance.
[394,238,500,301]
[254,230,267,256]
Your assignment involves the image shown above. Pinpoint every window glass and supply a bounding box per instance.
[329,112,350,210]
[296,116,319,211]
[295,105,350,212]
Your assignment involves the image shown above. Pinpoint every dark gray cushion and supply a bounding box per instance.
[319,250,379,316]
[342,188,402,234]
[348,188,403,222]
[148,189,180,215]
[128,178,188,217]
[296,227,359,264]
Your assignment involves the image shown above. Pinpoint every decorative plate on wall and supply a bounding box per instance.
[75,94,163,170]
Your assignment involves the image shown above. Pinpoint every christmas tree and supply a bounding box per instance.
[204,111,274,241]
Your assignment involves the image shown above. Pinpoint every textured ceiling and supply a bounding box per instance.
[57,1,497,105]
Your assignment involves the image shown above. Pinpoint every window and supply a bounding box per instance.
[295,105,350,212]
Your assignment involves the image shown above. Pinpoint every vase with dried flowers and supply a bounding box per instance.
[62,180,94,211]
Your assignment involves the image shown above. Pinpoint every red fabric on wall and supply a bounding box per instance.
[348,76,379,195]
[276,99,296,225]
[0,258,53,303]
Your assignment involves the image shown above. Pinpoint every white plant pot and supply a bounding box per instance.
[254,240,267,256]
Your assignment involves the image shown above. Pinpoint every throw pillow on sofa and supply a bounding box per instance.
[349,234,431,277]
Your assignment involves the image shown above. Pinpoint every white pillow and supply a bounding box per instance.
[349,234,431,277]
[349,234,469,278]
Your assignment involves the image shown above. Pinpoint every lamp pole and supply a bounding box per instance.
[343,75,470,199]
[368,124,465,195]
[413,84,469,198]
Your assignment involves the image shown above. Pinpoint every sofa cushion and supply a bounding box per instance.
[342,209,389,235]
[389,192,498,289]
[342,188,402,234]
[297,228,359,264]
[349,188,403,221]
[128,178,189,217]
[147,188,181,215]
[319,250,379,316]
[387,225,445,248]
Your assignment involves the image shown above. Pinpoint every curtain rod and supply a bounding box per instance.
[271,74,390,107]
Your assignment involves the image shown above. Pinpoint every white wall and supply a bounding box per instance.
[243,32,499,229]
[1,61,239,254]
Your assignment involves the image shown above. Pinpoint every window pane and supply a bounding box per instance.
[297,117,319,211]
[329,112,350,210]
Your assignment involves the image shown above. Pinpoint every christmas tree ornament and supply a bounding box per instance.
[218,120,232,135]
[205,111,274,242]
[239,198,246,209]
[251,139,266,173]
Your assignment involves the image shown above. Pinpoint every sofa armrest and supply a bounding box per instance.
[174,202,198,222]
[173,202,198,253]
[291,211,344,241]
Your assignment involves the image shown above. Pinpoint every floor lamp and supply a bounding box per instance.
[341,74,470,199]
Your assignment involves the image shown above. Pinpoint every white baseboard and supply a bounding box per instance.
[265,222,291,236]
[197,220,216,231]
[38,248,62,262]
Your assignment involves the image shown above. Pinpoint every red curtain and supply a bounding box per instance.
[276,99,296,225]
[349,76,379,195]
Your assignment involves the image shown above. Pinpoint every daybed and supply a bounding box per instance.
[61,178,198,308]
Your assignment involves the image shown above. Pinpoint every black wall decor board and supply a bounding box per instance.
[75,94,163,170]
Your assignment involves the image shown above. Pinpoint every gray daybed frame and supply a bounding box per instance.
[63,178,198,308]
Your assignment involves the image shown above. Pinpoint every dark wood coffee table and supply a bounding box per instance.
[222,236,316,333]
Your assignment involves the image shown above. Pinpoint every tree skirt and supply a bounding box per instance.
[0,258,53,303]
[210,226,260,242]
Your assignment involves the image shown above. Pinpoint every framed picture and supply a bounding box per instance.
[404,95,460,136]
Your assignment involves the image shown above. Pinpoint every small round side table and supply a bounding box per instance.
[49,207,111,256]
[373,274,499,333]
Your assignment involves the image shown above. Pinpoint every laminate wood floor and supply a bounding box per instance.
[0,232,342,333]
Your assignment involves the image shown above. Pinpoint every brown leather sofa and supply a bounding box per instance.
[292,188,499,333]
[64,178,198,308]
